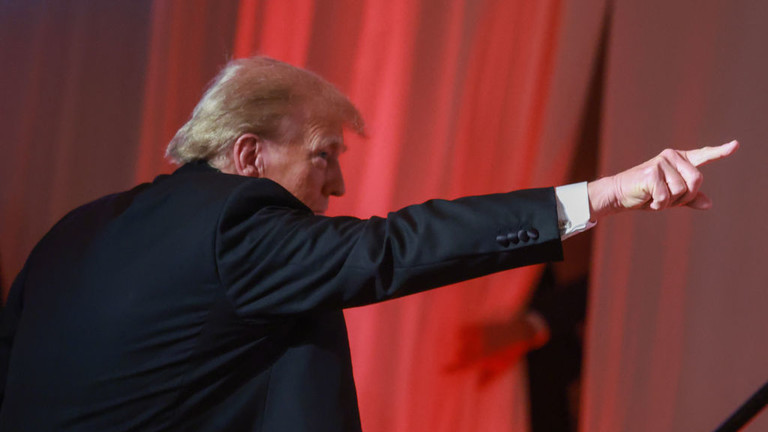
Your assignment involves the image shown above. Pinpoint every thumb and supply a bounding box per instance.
[686,192,712,210]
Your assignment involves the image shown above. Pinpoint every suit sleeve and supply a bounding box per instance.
[215,180,563,320]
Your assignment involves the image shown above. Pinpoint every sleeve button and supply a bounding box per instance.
[507,232,519,244]
[518,229,530,242]
[496,234,510,247]
[527,228,539,240]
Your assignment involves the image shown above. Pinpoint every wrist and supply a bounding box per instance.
[587,176,621,221]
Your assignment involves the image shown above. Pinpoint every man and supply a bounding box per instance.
[0,56,737,431]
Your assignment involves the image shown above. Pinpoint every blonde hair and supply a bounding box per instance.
[166,56,364,166]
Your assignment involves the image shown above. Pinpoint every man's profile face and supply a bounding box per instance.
[260,121,347,214]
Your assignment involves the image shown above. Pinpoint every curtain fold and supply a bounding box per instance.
[0,1,605,431]
[582,1,768,431]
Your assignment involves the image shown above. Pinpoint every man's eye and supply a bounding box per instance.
[317,151,329,159]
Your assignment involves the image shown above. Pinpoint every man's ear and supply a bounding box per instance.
[231,134,264,177]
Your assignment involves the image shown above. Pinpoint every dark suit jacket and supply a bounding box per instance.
[0,162,562,431]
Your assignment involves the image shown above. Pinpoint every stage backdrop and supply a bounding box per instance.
[0,1,604,431]
[2,1,766,432]
[582,1,768,431]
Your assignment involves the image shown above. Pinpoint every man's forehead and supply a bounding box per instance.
[304,121,347,151]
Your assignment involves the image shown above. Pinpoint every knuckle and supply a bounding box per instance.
[669,183,686,196]
[660,148,675,158]
[692,171,703,185]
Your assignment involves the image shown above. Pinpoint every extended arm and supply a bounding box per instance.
[216,182,563,318]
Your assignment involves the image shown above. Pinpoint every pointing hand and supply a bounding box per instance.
[587,140,739,220]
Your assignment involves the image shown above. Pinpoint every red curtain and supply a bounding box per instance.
[4,2,762,431]
[0,1,603,431]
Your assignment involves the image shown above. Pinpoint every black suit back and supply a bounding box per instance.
[0,162,561,431]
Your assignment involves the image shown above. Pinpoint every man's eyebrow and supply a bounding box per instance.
[316,137,347,153]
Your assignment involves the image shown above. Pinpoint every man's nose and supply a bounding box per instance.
[326,161,345,197]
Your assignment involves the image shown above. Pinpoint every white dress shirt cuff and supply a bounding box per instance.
[555,182,596,240]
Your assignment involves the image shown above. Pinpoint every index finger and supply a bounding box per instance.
[684,140,739,167]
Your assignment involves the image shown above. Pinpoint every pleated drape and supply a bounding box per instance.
[0,1,609,431]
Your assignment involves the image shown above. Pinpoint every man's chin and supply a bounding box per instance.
[312,202,329,215]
